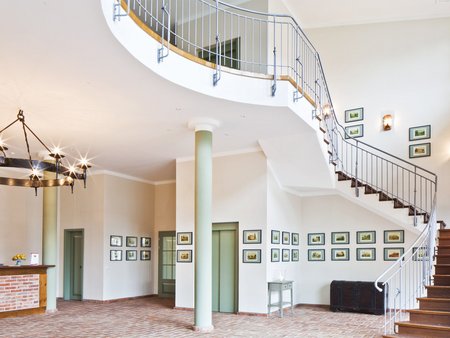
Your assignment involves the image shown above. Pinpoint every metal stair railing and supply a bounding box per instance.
[114,2,439,334]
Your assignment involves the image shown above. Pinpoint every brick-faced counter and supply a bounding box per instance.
[0,265,54,318]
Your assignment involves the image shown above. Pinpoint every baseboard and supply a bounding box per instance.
[236,311,268,317]
[296,303,329,309]
[78,294,157,303]
[173,306,194,311]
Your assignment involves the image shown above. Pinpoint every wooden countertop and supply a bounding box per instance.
[0,265,55,276]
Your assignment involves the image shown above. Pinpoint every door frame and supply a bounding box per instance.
[63,229,84,301]
[212,222,239,313]
[158,231,176,297]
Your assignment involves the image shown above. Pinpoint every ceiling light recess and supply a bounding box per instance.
[0,110,90,195]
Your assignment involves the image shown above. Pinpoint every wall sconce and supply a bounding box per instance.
[383,114,393,131]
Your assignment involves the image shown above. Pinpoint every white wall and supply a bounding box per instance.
[300,194,417,304]
[306,18,450,221]
[175,151,268,313]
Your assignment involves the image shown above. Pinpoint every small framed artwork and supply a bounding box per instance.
[331,248,350,261]
[331,232,350,245]
[243,249,261,263]
[126,236,138,247]
[177,232,193,245]
[110,250,122,261]
[282,249,290,262]
[110,235,123,247]
[384,247,404,261]
[409,125,431,141]
[126,250,137,261]
[177,250,192,263]
[413,247,428,261]
[356,248,376,261]
[384,230,404,244]
[345,124,364,139]
[292,249,299,262]
[357,231,376,244]
[271,248,280,262]
[292,233,299,246]
[308,249,325,261]
[140,250,151,261]
[409,143,431,159]
[345,107,364,123]
[308,233,325,246]
[282,232,290,245]
[271,230,280,244]
[141,237,151,247]
[243,230,262,244]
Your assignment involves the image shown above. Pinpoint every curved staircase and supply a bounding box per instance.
[383,226,450,338]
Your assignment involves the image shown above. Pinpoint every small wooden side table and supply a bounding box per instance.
[268,280,294,317]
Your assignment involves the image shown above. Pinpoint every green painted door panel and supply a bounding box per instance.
[219,230,235,313]
[71,233,83,300]
[212,231,220,312]
[158,231,176,298]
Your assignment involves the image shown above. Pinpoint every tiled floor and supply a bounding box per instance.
[0,297,384,337]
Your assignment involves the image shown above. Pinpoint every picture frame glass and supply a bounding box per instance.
[243,230,262,244]
[282,249,290,262]
[126,250,137,261]
[308,233,325,245]
[345,124,364,139]
[292,249,299,261]
[243,249,261,263]
[140,250,151,261]
[110,235,122,247]
[357,231,376,244]
[384,230,404,244]
[331,232,349,245]
[177,250,192,262]
[271,248,280,262]
[409,143,431,158]
[332,248,349,261]
[177,232,193,245]
[271,230,280,244]
[292,233,299,245]
[384,248,404,261]
[141,237,151,248]
[126,236,138,247]
[409,125,431,141]
[308,249,325,261]
[282,232,290,245]
[345,107,364,123]
[110,250,122,261]
[357,248,375,261]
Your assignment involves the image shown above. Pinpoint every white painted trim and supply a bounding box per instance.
[176,146,263,163]
[90,170,155,185]
[154,179,176,186]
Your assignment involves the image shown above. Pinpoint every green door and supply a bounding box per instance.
[212,223,237,313]
[158,231,176,297]
[63,229,84,301]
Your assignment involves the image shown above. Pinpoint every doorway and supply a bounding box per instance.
[63,229,84,301]
[212,223,238,313]
[158,231,176,297]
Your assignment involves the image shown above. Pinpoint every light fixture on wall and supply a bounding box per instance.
[382,114,393,131]
[0,110,90,195]
[319,103,332,120]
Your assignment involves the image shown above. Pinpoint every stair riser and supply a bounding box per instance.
[420,300,450,311]
[427,288,450,298]
[398,325,450,338]
[435,266,450,275]
[409,313,450,326]
[439,230,450,239]
[439,238,450,246]
[434,276,450,286]
[438,247,450,255]
[437,257,450,264]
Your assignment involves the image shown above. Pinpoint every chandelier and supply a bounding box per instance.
[0,110,90,195]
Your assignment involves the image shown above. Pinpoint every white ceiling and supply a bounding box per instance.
[283,0,450,28]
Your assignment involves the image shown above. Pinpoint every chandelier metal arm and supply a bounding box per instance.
[23,123,52,153]
[0,176,73,188]
[0,117,20,134]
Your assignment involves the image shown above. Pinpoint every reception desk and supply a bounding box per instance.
[0,265,53,318]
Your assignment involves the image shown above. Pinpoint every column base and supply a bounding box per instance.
[192,325,214,333]
[46,308,58,314]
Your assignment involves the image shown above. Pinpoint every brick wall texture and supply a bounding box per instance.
[0,274,39,312]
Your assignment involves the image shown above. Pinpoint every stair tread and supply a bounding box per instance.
[435,265,450,267]
[427,285,450,289]
[434,274,450,277]
[418,297,450,302]
[396,321,450,331]
[408,309,450,315]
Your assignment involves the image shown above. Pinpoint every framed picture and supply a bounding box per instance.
[413,247,428,261]
[409,125,431,141]
[271,248,280,262]
[331,248,350,261]
[141,237,151,248]
[384,230,404,244]
[292,249,299,262]
[356,248,376,261]
[243,230,262,244]
[345,124,364,139]
[292,233,299,246]
[126,250,137,261]
[331,232,350,245]
[282,249,290,262]
[357,231,376,244]
[177,232,193,245]
[177,250,192,263]
[140,250,151,261]
[308,233,325,246]
[110,235,123,247]
[126,236,138,247]
[110,250,122,261]
[345,107,364,123]
[282,232,290,245]
[271,230,280,244]
[308,249,325,261]
[409,143,431,158]
[243,249,261,263]
[384,247,404,261]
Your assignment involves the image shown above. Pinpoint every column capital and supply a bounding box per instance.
[188,118,221,132]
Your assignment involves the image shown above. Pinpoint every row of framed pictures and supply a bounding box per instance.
[409,125,431,159]
[270,249,299,263]
[110,235,151,248]
[307,230,404,246]
[270,230,299,245]
[307,247,404,262]
[110,250,151,261]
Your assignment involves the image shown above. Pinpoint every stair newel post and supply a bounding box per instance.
[355,140,359,197]
[413,166,417,227]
